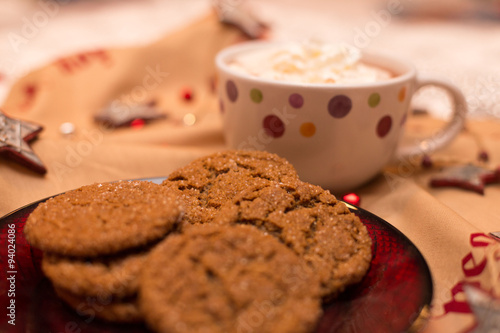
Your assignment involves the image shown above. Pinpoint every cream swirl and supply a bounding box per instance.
[228,40,393,84]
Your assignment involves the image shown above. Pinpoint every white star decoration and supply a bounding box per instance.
[94,101,166,128]
[0,111,46,174]
[464,284,500,333]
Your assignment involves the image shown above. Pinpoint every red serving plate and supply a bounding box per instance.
[0,177,433,333]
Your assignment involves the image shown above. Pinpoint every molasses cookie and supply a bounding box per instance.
[139,224,322,333]
[42,248,150,299]
[24,180,182,257]
[214,178,372,300]
[54,286,142,323]
[162,150,299,227]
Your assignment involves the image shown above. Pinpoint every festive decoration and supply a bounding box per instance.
[130,119,146,130]
[183,113,197,126]
[94,100,166,128]
[342,192,361,206]
[464,284,500,333]
[59,122,75,137]
[421,155,433,169]
[478,150,489,163]
[384,123,500,195]
[181,87,193,101]
[213,0,268,39]
[0,111,46,174]
[429,164,500,195]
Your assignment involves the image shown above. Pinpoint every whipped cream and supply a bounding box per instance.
[228,41,392,84]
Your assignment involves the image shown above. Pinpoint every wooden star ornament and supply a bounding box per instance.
[213,0,268,39]
[429,164,500,195]
[0,111,46,174]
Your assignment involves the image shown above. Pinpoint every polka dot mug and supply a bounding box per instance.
[216,41,467,193]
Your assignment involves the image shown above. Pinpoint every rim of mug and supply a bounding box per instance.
[215,40,416,89]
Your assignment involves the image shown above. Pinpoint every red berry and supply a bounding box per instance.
[182,88,193,101]
[342,193,361,206]
[421,155,433,169]
[478,151,489,162]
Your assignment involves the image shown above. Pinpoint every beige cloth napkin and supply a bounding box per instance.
[1,12,499,333]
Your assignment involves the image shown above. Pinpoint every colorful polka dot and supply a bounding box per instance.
[263,115,285,138]
[377,115,392,138]
[368,93,380,107]
[398,87,406,102]
[250,88,263,103]
[289,93,304,108]
[328,95,352,118]
[300,122,316,137]
[226,80,238,102]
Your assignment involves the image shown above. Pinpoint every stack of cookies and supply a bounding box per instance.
[24,150,373,333]
[24,180,182,323]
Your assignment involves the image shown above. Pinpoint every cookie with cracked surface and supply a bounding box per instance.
[139,224,322,333]
[162,150,298,227]
[214,178,372,300]
[24,180,182,257]
[42,247,151,299]
[54,286,142,323]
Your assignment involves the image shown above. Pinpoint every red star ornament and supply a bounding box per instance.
[429,164,500,195]
[0,111,46,174]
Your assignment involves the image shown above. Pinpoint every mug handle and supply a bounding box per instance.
[397,75,468,158]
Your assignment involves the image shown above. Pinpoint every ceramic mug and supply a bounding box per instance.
[215,41,467,193]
